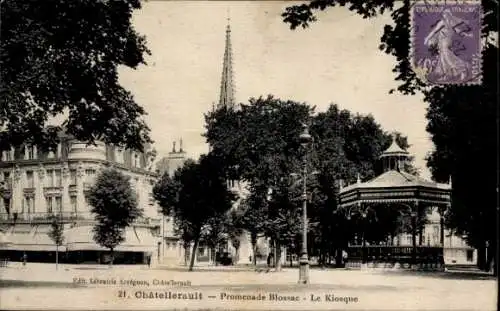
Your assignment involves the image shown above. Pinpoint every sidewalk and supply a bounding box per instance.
[1,262,496,311]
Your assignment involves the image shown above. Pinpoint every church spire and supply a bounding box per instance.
[218,13,235,109]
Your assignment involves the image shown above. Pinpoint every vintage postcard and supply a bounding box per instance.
[0,1,497,310]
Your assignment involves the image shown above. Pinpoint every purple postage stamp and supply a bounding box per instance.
[410,0,483,85]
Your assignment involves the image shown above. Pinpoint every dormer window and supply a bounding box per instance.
[2,148,13,161]
[133,152,140,168]
[116,147,124,164]
[25,145,35,160]
[47,147,55,159]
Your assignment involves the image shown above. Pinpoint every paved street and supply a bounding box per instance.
[0,263,496,310]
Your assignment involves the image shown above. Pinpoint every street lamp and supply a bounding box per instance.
[298,124,312,284]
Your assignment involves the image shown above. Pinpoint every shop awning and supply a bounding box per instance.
[1,225,65,251]
[66,225,158,252]
[0,231,11,245]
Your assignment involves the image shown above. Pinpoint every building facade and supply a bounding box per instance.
[0,135,180,264]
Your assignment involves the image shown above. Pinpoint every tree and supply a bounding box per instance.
[0,0,152,152]
[206,96,311,271]
[48,215,64,270]
[201,213,229,265]
[227,209,245,264]
[205,97,415,270]
[309,104,416,265]
[282,0,498,274]
[153,155,235,271]
[87,168,142,265]
[238,190,269,266]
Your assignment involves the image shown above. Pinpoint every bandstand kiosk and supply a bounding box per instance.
[338,137,451,270]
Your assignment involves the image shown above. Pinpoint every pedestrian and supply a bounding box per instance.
[22,252,27,266]
[147,255,151,268]
[266,254,271,267]
[342,250,348,266]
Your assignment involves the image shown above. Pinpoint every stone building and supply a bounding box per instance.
[0,134,178,264]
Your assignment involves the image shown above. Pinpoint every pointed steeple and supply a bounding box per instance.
[218,14,235,109]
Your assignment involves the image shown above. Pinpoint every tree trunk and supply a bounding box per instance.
[109,248,114,266]
[493,254,498,277]
[336,247,343,268]
[55,244,59,270]
[234,246,240,264]
[477,246,486,270]
[251,232,257,266]
[189,237,200,271]
[275,241,282,272]
[488,242,497,276]
[184,244,189,266]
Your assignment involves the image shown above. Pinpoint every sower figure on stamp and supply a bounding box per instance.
[423,9,474,82]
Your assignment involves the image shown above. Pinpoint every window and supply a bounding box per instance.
[466,250,473,262]
[46,197,53,213]
[26,171,34,188]
[116,148,124,164]
[3,198,10,212]
[433,225,440,244]
[70,169,77,185]
[133,153,140,167]
[25,145,35,160]
[84,194,89,210]
[54,170,62,187]
[406,235,413,245]
[70,196,77,213]
[148,192,155,206]
[4,171,10,181]
[24,196,34,213]
[47,148,55,159]
[55,197,62,213]
[46,170,54,187]
[2,150,12,161]
[85,169,95,176]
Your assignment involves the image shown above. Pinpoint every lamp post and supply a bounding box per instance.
[361,209,367,265]
[298,124,312,284]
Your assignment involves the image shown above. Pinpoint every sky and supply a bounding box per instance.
[118,1,433,179]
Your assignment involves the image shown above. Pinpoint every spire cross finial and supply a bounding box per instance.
[227,8,231,24]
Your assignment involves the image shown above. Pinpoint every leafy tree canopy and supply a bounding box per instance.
[88,168,142,252]
[153,154,235,270]
[1,0,152,151]
[205,96,416,265]
[48,215,65,246]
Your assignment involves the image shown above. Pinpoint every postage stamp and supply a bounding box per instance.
[410,0,483,85]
